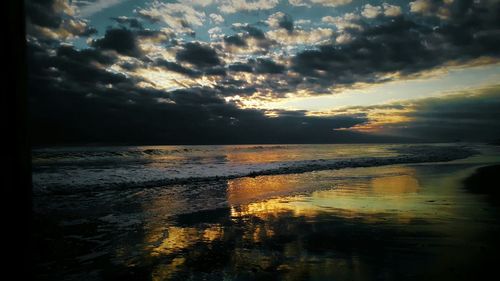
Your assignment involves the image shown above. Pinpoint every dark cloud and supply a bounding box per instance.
[225,24,276,54]
[25,0,63,28]
[205,67,227,76]
[25,0,97,40]
[226,58,285,75]
[176,42,221,68]
[235,25,266,40]
[56,45,116,66]
[375,86,500,142]
[291,0,500,88]
[155,59,201,77]
[25,40,386,145]
[80,27,98,37]
[24,0,500,145]
[292,18,432,86]
[155,59,226,77]
[93,28,143,57]
[211,78,258,97]
[278,14,294,32]
[255,58,285,74]
[120,61,141,71]
[228,63,254,73]
[224,35,247,47]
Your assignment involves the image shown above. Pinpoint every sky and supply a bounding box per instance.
[25,0,500,145]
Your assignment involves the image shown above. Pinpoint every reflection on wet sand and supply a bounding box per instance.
[371,174,419,194]
[32,161,500,281]
[228,166,423,223]
[127,163,500,280]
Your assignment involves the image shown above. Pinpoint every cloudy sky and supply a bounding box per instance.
[25,0,500,144]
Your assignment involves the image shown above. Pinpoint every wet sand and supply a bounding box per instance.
[33,155,500,280]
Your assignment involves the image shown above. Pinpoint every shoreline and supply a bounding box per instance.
[33,145,478,195]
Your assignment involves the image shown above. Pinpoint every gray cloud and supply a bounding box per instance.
[384,86,500,142]
[92,28,143,57]
[291,0,500,88]
[25,41,385,145]
[176,42,222,68]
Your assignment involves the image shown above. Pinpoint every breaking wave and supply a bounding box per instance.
[32,144,477,194]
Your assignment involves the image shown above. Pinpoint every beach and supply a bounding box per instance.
[32,144,500,280]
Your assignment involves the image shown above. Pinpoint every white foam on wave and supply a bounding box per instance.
[31,144,478,194]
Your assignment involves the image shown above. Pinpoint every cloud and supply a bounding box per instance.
[178,0,215,7]
[254,58,286,74]
[288,0,310,7]
[344,85,500,142]
[218,0,279,14]
[24,0,500,145]
[25,0,96,40]
[92,28,143,57]
[291,1,500,89]
[223,24,275,54]
[137,1,206,30]
[361,3,402,19]
[228,63,254,72]
[26,40,377,145]
[224,34,247,47]
[321,13,362,31]
[309,0,352,7]
[361,4,382,19]
[383,3,402,17]
[25,0,71,28]
[410,0,434,14]
[176,42,222,68]
[409,0,463,19]
[209,13,225,24]
[111,16,143,29]
[289,0,352,7]
[234,24,266,40]
[266,28,334,46]
[266,12,294,32]
[154,59,201,78]
[75,0,123,17]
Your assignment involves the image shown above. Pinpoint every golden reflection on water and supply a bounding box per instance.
[141,165,429,261]
[371,174,419,194]
[149,225,225,257]
[227,174,305,205]
[133,163,495,280]
[228,166,422,222]
[225,150,292,163]
[143,166,426,258]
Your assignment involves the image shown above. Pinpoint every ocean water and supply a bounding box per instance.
[32,143,477,193]
[32,143,500,281]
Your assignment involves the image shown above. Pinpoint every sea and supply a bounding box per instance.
[32,143,478,193]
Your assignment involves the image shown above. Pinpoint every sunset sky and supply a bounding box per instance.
[25,0,500,144]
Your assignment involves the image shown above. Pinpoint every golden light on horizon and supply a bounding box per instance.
[343,108,415,133]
